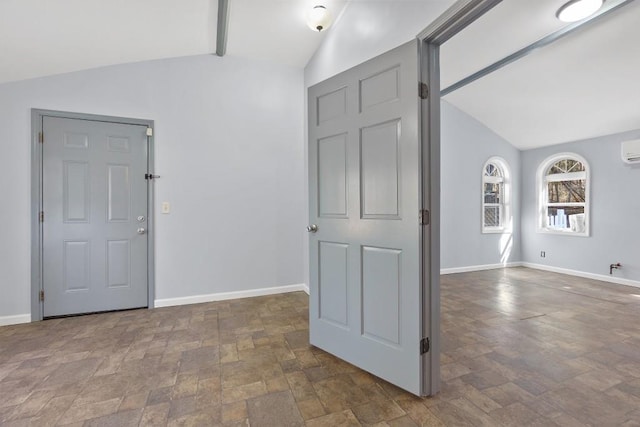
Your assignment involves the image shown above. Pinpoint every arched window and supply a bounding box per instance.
[537,153,589,236]
[482,157,510,233]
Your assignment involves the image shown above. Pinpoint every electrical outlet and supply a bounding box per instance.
[161,202,171,214]
[540,251,546,258]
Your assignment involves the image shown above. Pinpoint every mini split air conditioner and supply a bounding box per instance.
[621,139,640,164]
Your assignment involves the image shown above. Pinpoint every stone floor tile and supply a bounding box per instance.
[0,270,639,425]
[222,401,247,423]
[395,399,444,426]
[246,390,304,426]
[167,409,221,427]
[172,374,199,399]
[265,375,290,392]
[286,371,318,402]
[221,381,268,404]
[386,416,420,427]
[296,397,326,420]
[83,408,143,427]
[488,402,540,426]
[351,400,406,424]
[118,391,149,411]
[57,397,122,425]
[168,396,197,420]
[139,402,170,426]
[4,390,55,421]
[147,386,172,406]
[305,409,361,427]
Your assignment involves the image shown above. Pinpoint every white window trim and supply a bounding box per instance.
[536,152,590,237]
[482,157,511,234]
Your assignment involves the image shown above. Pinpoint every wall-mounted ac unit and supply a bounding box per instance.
[622,139,640,164]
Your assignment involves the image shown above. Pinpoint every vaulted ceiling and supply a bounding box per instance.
[1,0,637,150]
[0,0,347,84]
[441,0,640,149]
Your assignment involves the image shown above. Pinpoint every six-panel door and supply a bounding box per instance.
[42,116,148,317]
[308,40,426,395]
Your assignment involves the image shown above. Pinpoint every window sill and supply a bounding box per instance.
[482,227,510,234]
[537,228,589,237]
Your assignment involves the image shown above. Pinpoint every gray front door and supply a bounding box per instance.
[308,40,426,395]
[42,116,148,317]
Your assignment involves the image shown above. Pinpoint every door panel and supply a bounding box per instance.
[318,134,349,218]
[107,164,131,222]
[360,120,401,218]
[359,66,400,111]
[63,161,90,222]
[63,240,90,291]
[308,40,425,395]
[107,240,131,288]
[317,87,347,124]
[42,117,148,317]
[318,241,349,327]
[361,246,401,346]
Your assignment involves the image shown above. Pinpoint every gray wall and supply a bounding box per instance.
[441,101,521,269]
[304,0,453,87]
[0,54,305,319]
[521,130,640,281]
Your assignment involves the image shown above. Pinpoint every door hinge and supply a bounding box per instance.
[419,209,430,226]
[144,173,160,180]
[38,132,44,143]
[39,211,44,222]
[420,337,430,355]
[39,290,45,302]
[419,82,429,100]
[146,128,153,137]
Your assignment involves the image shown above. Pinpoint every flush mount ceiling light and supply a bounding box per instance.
[556,0,604,22]
[307,5,333,32]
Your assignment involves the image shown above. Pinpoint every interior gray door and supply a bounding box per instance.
[308,40,425,395]
[42,116,148,317]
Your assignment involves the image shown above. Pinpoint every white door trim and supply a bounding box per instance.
[30,109,156,321]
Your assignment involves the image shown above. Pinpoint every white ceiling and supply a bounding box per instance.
[440,0,568,89]
[1,0,637,150]
[441,0,640,149]
[228,0,347,68]
[0,0,346,84]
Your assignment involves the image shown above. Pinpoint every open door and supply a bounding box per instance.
[308,40,428,395]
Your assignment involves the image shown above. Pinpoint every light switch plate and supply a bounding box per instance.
[161,202,170,214]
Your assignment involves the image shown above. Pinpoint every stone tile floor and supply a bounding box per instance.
[1,267,640,426]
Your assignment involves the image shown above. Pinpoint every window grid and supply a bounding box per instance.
[537,153,589,236]
[482,158,510,233]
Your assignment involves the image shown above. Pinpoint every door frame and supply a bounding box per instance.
[417,0,504,395]
[30,109,156,321]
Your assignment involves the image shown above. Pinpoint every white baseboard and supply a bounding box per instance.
[0,314,31,327]
[303,284,310,295]
[441,262,522,275]
[522,262,640,289]
[154,283,308,308]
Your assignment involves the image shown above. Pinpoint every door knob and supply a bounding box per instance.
[137,228,146,235]
[307,224,318,233]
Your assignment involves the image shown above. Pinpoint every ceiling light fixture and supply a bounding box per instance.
[556,0,604,22]
[307,5,333,32]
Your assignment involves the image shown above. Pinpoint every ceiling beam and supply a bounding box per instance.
[418,0,504,45]
[441,0,636,96]
[216,0,230,56]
